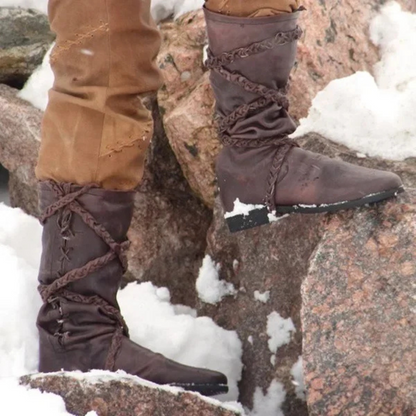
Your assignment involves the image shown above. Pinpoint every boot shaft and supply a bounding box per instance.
[204,8,301,143]
[38,181,134,307]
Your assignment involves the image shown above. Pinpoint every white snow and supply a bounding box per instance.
[267,312,296,354]
[292,2,416,161]
[249,380,286,416]
[0,378,75,415]
[0,205,243,410]
[254,290,270,304]
[196,255,237,305]
[18,44,54,111]
[267,212,289,223]
[224,199,265,219]
[0,205,42,378]
[290,357,306,401]
[119,280,242,400]
[151,0,204,23]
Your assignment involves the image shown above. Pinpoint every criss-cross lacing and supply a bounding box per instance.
[38,181,131,371]
[206,25,303,211]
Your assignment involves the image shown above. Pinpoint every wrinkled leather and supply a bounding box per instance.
[36,183,227,389]
[205,9,299,142]
[205,9,403,213]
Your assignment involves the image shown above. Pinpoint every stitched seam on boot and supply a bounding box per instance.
[50,22,109,64]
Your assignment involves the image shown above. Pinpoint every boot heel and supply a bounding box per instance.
[225,206,271,233]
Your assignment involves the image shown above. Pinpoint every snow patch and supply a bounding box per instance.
[267,312,296,354]
[268,212,289,223]
[292,2,416,161]
[119,281,242,401]
[254,290,270,304]
[290,357,306,401]
[224,199,265,219]
[196,255,237,305]
[151,0,204,23]
[249,380,286,416]
[0,378,73,416]
[18,44,54,111]
[0,204,42,378]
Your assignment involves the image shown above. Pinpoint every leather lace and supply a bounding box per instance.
[38,181,130,371]
[206,25,302,210]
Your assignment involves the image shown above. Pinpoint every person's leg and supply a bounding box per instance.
[205,0,299,17]
[36,0,162,190]
[203,2,403,233]
[35,0,227,396]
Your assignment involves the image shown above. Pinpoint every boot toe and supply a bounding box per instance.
[380,171,403,192]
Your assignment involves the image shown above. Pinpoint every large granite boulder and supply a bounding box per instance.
[0,8,54,88]
[157,0,414,208]
[303,190,416,416]
[0,84,41,215]
[20,372,243,416]
[0,85,208,306]
[196,133,416,414]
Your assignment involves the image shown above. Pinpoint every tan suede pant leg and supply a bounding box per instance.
[205,0,300,17]
[36,0,163,191]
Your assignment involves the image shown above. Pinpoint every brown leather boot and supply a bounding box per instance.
[36,181,228,396]
[204,8,404,233]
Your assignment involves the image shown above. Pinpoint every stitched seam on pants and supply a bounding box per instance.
[50,22,109,64]
[95,0,112,182]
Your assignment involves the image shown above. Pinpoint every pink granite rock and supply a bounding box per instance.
[0,84,41,215]
[302,190,416,416]
[20,372,242,416]
[197,134,416,415]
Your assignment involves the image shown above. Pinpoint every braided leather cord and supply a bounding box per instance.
[38,181,130,371]
[206,26,302,210]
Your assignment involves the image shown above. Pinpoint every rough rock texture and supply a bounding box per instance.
[158,13,219,209]
[197,135,416,414]
[157,0,414,207]
[127,99,211,306]
[0,85,209,306]
[0,8,54,88]
[20,373,242,416]
[199,201,323,416]
[303,190,416,416]
[0,84,41,215]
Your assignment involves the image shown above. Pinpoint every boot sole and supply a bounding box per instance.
[225,187,404,233]
[172,382,229,397]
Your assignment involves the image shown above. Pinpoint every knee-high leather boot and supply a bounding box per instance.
[36,181,228,396]
[204,7,403,232]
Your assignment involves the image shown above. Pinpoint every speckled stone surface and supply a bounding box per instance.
[0,8,54,87]
[20,373,242,416]
[302,190,416,416]
[198,200,325,415]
